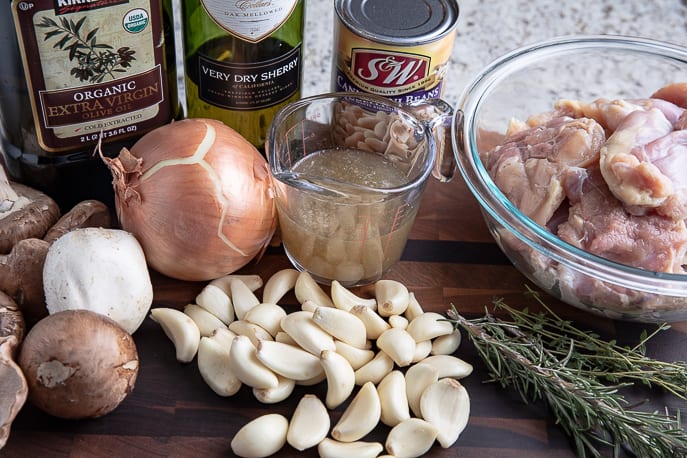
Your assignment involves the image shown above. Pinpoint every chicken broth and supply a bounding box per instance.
[276,147,419,286]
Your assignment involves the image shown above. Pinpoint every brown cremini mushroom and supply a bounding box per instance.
[0,291,28,450]
[0,164,60,254]
[0,238,50,328]
[0,199,112,328]
[43,199,112,243]
[18,309,139,419]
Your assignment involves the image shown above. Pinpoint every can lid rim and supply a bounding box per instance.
[334,0,460,45]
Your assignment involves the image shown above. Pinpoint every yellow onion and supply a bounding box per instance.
[103,118,277,281]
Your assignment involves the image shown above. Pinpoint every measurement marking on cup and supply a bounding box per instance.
[384,204,405,259]
[283,123,300,166]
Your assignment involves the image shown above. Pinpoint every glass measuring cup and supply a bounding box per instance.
[267,92,455,286]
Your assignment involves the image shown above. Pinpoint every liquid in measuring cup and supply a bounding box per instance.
[276,147,419,286]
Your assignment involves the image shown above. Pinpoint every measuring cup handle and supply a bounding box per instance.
[407,98,457,183]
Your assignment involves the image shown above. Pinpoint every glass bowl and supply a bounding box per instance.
[452,35,687,323]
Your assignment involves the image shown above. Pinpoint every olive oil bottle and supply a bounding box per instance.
[182,0,304,151]
[1,0,180,210]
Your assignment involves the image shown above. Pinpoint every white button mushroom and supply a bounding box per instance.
[42,227,153,334]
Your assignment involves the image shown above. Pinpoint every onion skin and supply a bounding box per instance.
[104,118,277,281]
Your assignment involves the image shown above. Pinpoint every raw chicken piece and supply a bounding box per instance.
[557,98,639,131]
[652,82,687,109]
[484,116,605,225]
[557,97,685,131]
[652,82,687,130]
[600,108,687,218]
[558,166,687,273]
[638,98,687,127]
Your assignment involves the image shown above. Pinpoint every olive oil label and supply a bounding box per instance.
[201,0,298,43]
[12,0,172,153]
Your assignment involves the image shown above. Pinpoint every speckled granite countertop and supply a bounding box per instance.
[302,0,687,104]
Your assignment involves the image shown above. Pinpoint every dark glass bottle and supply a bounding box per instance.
[1,0,180,211]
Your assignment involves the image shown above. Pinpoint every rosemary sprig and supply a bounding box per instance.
[447,291,687,458]
[494,289,687,400]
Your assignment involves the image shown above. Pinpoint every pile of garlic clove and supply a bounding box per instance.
[151,269,471,458]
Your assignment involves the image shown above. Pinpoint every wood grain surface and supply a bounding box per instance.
[4,177,685,457]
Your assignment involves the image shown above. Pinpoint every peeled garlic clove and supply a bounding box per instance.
[280,310,336,356]
[331,381,381,442]
[411,339,432,363]
[149,307,201,363]
[420,378,470,448]
[320,349,356,409]
[294,270,335,308]
[287,394,330,451]
[300,299,320,313]
[431,330,462,355]
[255,340,323,381]
[312,306,367,348]
[406,311,454,342]
[376,327,416,367]
[377,370,410,427]
[261,268,299,304]
[294,370,327,386]
[317,438,384,458]
[230,277,261,320]
[230,413,288,458]
[375,279,409,317]
[210,327,237,348]
[275,331,298,346]
[420,354,473,379]
[350,304,390,340]
[388,314,408,329]
[183,303,227,337]
[354,350,394,386]
[243,303,287,337]
[330,280,377,311]
[334,339,375,370]
[228,335,279,389]
[385,417,438,458]
[252,374,295,404]
[197,333,241,396]
[403,292,424,322]
[195,283,234,325]
[228,320,273,347]
[334,261,366,284]
[405,362,438,417]
[210,273,263,295]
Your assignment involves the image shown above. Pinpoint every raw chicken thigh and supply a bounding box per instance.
[484,82,687,277]
[481,82,687,318]
[558,166,687,273]
[556,92,687,219]
[557,96,685,132]
[601,109,687,218]
[483,116,605,225]
[652,82,687,111]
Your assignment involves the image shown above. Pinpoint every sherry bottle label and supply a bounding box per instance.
[194,0,301,111]
[12,0,172,153]
[197,45,301,110]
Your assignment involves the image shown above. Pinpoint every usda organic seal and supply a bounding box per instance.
[123,8,150,33]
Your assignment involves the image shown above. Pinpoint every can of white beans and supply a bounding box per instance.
[332,0,459,104]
